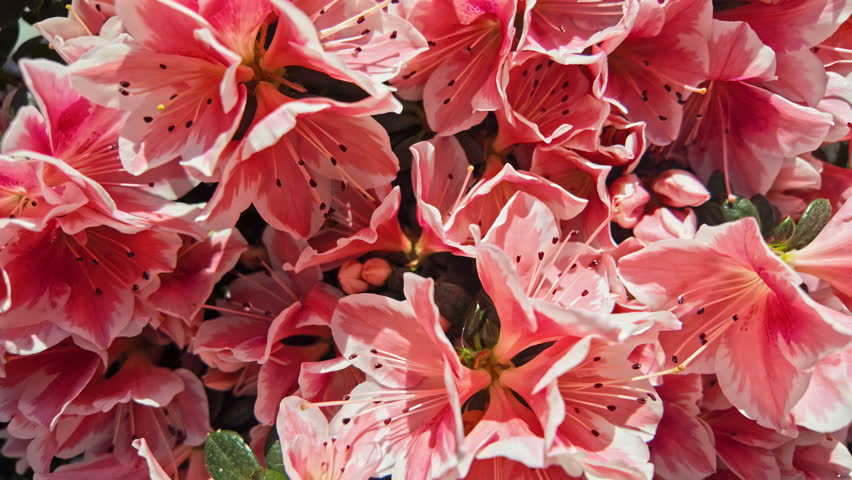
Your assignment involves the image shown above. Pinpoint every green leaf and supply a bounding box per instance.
[786,199,832,250]
[769,217,796,248]
[205,430,261,480]
[721,197,761,226]
[264,429,285,474]
[251,469,289,480]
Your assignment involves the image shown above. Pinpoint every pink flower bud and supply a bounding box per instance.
[611,174,650,229]
[652,169,710,207]
[338,260,369,295]
[361,257,393,287]
[634,207,698,244]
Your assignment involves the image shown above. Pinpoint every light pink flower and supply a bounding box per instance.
[411,138,587,258]
[34,0,121,63]
[791,346,852,432]
[276,396,383,480]
[330,273,490,479]
[619,218,852,432]
[716,0,852,53]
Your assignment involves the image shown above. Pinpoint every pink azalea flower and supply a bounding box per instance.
[619,218,852,432]
[784,427,852,479]
[493,51,609,151]
[293,185,412,271]
[192,228,339,424]
[0,346,102,431]
[391,0,518,135]
[141,228,248,347]
[716,0,852,54]
[674,20,833,196]
[292,0,428,82]
[633,207,698,244]
[0,220,182,351]
[593,0,712,146]
[791,346,852,432]
[519,0,639,59]
[3,59,200,236]
[462,211,678,477]
[765,156,823,219]
[705,407,794,479]
[34,0,121,63]
[11,353,210,474]
[529,147,616,249]
[276,396,383,480]
[411,138,587,258]
[328,273,490,479]
[199,85,399,238]
[648,374,716,480]
[69,0,394,177]
[786,197,852,308]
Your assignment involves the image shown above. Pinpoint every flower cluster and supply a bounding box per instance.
[1,0,851,479]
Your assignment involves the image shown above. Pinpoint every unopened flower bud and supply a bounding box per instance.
[338,260,369,294]
[652,169,710,207]
[611,174,650,229]
[361,257,393,287]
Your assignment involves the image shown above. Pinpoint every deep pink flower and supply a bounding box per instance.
[392,0,518,135]
[13,354,209,474]
[619,218,852,431]
[593,0,712,146]
[674,20,833,196]
[494,52,609,151]
[192,228,339,424]
[0,221,181,351]
[141,228,248,347]
[199,85,399,238]
[3,59,200,236]
[69,0,394,177]
[529,147,616,249]
[293,185,412,271]
[648,374,716,480]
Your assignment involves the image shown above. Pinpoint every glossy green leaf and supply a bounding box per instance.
[787,199,831,250]
[721,197,761,226]
[205,430,261,480]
